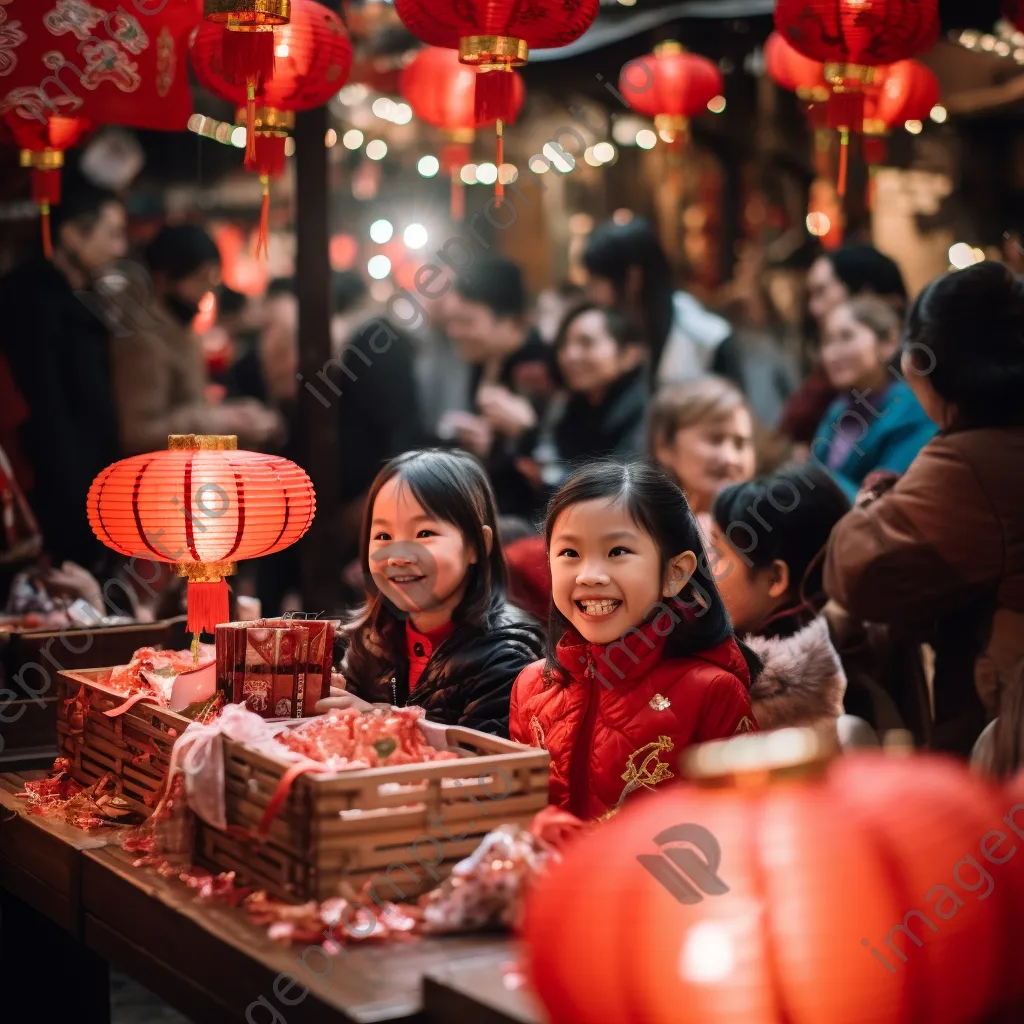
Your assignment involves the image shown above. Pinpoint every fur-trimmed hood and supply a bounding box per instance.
[744,617,847,730]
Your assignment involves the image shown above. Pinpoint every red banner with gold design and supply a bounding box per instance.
[0,0,199,135]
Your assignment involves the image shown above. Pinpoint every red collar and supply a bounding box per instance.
[405,620,455,658]
[555,618,668,685]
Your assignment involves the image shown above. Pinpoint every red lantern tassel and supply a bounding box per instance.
[495,119,504,203]
[837,128,850,198]
[474,67,518,125]
[246,131,287,177]
[245,83,257,164]
[827,90,864,134]
[221,28,276,87]
[256,174,270,259]
[450,174,465,222]
[31,169,61,260]
[186,579,229,636]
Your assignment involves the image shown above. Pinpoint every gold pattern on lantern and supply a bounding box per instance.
[459,35,528,67]
[168,434,238,451]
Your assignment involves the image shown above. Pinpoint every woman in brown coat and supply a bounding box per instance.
[111,225,281,455]
[824,261,1024,761]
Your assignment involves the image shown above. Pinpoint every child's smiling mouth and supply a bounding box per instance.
[575,598,622,618]
[387,574,427,586]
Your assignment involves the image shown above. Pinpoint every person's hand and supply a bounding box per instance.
[42,562,103,613]
[439,411,494,457]
[854,470,901,509]
[477,385,537,439]
[315,688,375,714]
[224,400,285,448]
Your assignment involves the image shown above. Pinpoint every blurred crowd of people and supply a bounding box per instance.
[0,168,1021,778]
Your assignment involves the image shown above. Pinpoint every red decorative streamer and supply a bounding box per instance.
[186,579,230,636]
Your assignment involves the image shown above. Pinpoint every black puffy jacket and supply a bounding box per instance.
[335,605,545,737]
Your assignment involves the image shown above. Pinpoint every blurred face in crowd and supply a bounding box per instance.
[806,256,849,324]
[557,309,642,402]
[61,200,128,275]
[821,304,895,392]
[445,293,524,364]
[653,408,756,516]
[709,521,789,635]
[550,498,694,645]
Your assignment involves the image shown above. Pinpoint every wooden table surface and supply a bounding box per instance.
[0,770,543,1024]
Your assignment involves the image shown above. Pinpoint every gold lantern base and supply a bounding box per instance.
[823,62,879,91]
[459,35,528,68]
[204,0,290,26]
[20,148,64,171]
[236,105,295,131]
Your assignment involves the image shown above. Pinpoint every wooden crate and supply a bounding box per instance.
[55,668,191,818]
[1,617,188,765]
[197,724,551,904]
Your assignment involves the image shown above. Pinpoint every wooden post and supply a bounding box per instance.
[293,103,341,614]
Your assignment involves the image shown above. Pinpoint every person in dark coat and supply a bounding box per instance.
[545,303,648,486]
[443,256,557,521]
[0,174,127,572]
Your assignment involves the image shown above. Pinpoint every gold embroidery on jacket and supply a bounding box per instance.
[649,693,671,711]
[735,716,756,734]
[529,715,547,749]
[615,735,674,808]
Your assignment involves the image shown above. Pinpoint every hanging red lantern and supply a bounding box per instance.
[774,0,939,195]
[764,31,832,178]
[191,0,352,256]
[523,729,1024,1024]
[88,434,315,648]
[0,0,197,255]
[862,60,940,167]
[400,46,524,220]
[1,114,91,258]
[393,0,597,200]
[619,42,723,152]
[204,1,291,165]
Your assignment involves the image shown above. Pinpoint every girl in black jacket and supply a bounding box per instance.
[318,449,544,736]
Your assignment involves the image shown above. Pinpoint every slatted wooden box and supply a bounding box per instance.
[55,668,191,818]
[197,723,551,904]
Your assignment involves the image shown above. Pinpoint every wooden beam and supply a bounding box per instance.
[293,104,341,614]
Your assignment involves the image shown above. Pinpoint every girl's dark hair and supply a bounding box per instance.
[712,465,851,609]
[904,260,1024,429]
[344,449,508,684]
[144,224,221,281]
[583,219,675,371]
[827,244,908,312]
[553,302,646,356]
[543,459,732,676]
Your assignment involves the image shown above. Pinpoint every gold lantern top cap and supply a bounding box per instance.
[205,0,290,26]
[654,40,685,57]
[684,726,838,788]
[168,434,238,451]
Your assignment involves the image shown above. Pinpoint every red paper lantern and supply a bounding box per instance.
[863,59,940,165]
[1,114,91,258]
[400,46,524,219]
[764,31,828,101]
[619,42,723,148]
[393,0,597,197]
[191,1,352,255]
[87,434,315,640]
[774,0,939,194]
[523,730,1024,1024]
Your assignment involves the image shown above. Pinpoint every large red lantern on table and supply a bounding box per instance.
[393,0,597,199]
[619,42,723,152]
[523,728,1024,1024]
[401,46,524,220]
[774,0,939,195]
[87,435,315,644]
[191,0,352,256]
[0,0,197,253]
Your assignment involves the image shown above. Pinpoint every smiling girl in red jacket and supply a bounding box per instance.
[509,460,757,820]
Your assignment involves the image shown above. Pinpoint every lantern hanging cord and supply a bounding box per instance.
[837,127,850,198]
[256,173,270,259]
[246,82,258,164]
[40,200,53,260]
[495,119,504,203]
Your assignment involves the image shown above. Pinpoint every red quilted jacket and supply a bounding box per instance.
[509,622,757,821]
